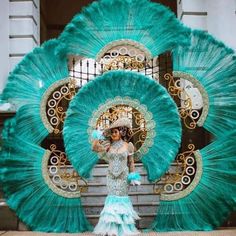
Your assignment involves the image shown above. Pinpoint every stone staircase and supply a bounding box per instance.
[0,163,159,230]
[1,163,236,231]
[82,163,158,229]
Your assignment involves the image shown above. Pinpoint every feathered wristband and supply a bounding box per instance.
[128,172,141,185]
[91,129,105,140]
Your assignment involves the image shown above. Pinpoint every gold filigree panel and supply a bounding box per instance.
[155,72,208,200]
[99,43,150,73]
[103,55,145,71]
[88,96,156,160]
[41,78,77,134]
[96,40,152,62]
[154,144,198,198]
[164,73,201,129]
[42,144,88,198]
[173,71,209,127]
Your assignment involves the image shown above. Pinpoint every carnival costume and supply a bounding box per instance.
[1,0,236,234]
[93,118,141,236]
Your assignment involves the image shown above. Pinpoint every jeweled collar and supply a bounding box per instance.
[111,139,124,149]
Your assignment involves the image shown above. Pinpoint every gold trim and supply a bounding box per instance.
[161,150,202,201]
[173,71,209,127]
[40,78,71,133]
[103,55,145,72]
[42,149,82,198]
[154,144,195,195]
[96,40,152,62]
[88,96,156,160]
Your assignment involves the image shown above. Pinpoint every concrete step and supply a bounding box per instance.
[1,229,236,236]
[83,201,159,217]
[81,193,159,205]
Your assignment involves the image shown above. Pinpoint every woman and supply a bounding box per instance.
[92,117,141,236]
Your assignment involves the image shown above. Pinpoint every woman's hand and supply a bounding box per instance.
[128,172,141,186]
[92,140,106,152]
[130,180,141,186]
[91,129,105,140]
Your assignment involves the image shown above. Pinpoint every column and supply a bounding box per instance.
[0,0,10,94]
[206,0,236,50]
[178,0,236,50]
[0,0,40,95]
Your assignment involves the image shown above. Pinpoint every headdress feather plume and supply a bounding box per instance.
[173,30,236,137]
[58,0,190,58]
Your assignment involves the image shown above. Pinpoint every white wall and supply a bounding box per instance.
[178,0,236,50]
[0,0,10,94]
[0,0,40,94]
[206,0,236,50]
[1,0,236,94]
[178,0,207,30]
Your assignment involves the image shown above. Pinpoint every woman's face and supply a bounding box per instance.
[111,128,121,141]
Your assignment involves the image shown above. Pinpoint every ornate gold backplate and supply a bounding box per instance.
[154,71,208,200]
[88,96,156,160]
[96,40,152,63]
[165,71,209,129]
[42,144,88,198]
[68,40,159,82]
[154,144,202,201]
[40,78,77,134]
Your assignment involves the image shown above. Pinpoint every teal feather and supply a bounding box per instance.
[58,0,190,58]
[91,129,105,140]
[2,39,68,107]
[63,71,181,181]
[11,105,49,144]
[173,30,236,137]
[150,132,236,231]
[1,117,16,140]
[127,172,141,182]
[0,136,93,233]
[1,39,69,143]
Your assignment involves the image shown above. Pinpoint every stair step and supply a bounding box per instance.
[82,191,158,196]
[86,213,157,219]
[1,199,159,207]
[0,200,7,207]
[82,195,160,204]
[83,201,159,207]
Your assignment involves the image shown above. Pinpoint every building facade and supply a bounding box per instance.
[1,0,235,95]
[0,0,236,231]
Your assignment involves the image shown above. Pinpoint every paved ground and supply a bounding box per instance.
[1,229,236,236]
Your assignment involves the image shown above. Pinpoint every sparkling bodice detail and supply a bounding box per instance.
[107,150,128,177]
[106,140,129,196]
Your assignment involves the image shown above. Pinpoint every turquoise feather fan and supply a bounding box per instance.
[150,132,236,231]
[63,71,182,181]
[58,0,190,58]
[1,39,69,143]
[2,39,68,107]
[4,105,49,144]
[0,134,92,233]
[173,30,236,137]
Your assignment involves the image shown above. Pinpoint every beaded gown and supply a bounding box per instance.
[93,139,140,236]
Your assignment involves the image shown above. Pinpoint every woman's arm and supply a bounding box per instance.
[127,142,135,171]
[128,154,135,172]
[127,142,141,185]
[92,140,106,152]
